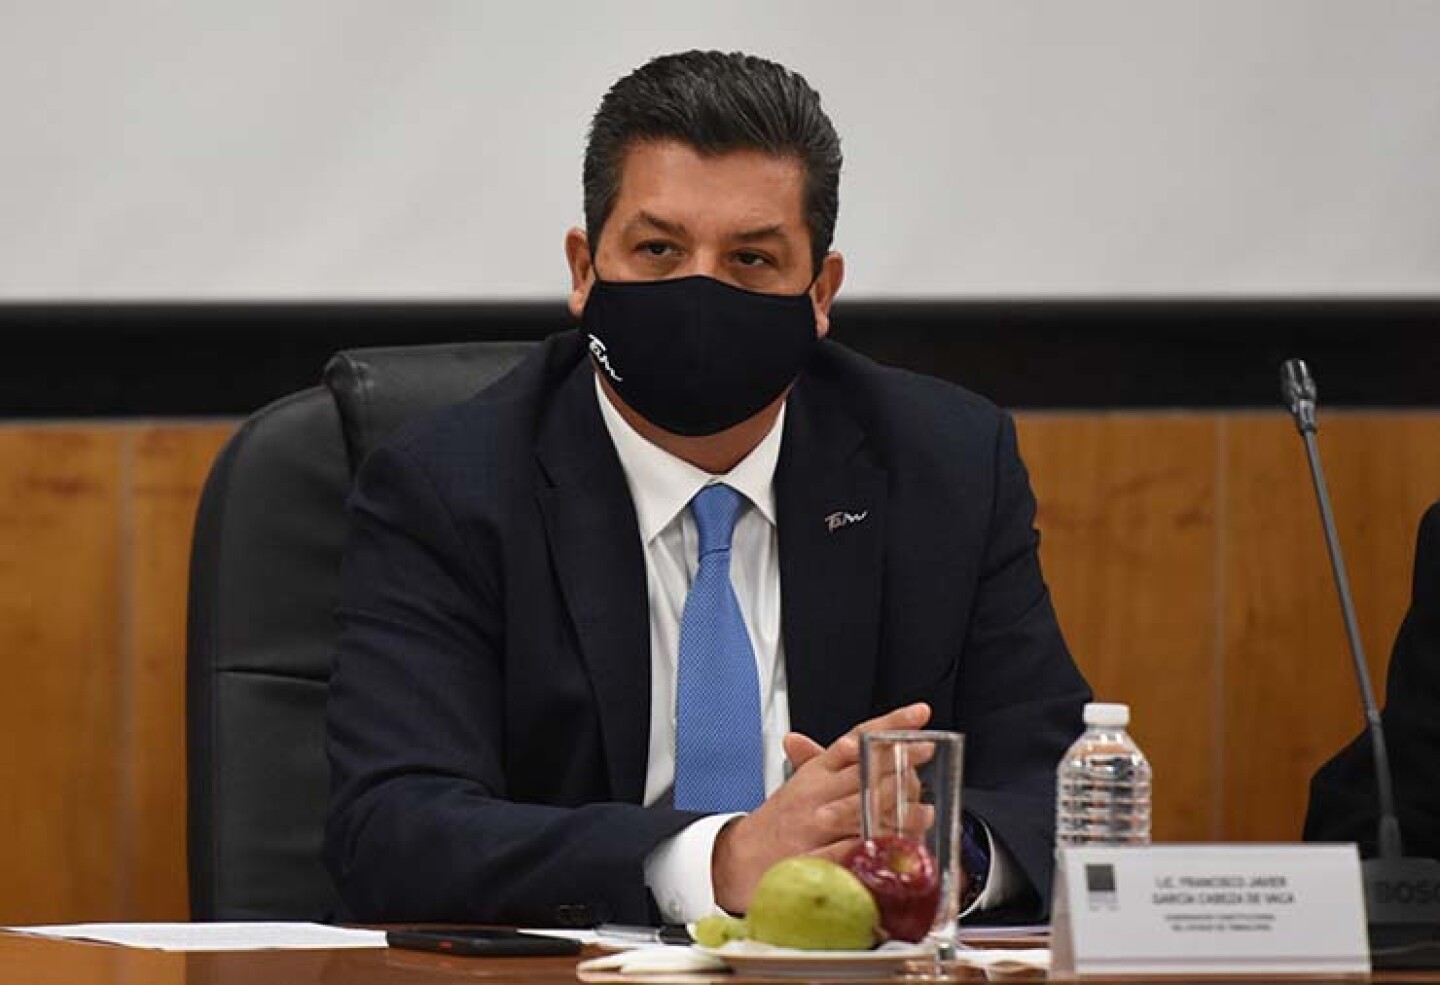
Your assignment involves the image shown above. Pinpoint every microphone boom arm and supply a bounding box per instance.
[1298,426,1403,861]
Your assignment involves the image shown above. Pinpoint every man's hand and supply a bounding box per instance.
[710,702,931,914]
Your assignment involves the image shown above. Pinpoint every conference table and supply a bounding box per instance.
[3,930,1437,985]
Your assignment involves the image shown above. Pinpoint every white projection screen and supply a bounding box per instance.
[3,1,1439,301]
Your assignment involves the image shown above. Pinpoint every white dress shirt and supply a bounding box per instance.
[595,376,791,804]
[593,376,1015,922]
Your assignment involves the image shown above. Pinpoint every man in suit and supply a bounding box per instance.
[325,50,1090,927]
[1305,500,1440,859]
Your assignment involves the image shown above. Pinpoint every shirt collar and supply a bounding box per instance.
[593,373,783,543]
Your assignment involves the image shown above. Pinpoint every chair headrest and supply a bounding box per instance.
[323,341,535,473]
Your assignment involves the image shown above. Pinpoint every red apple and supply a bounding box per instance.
[842,836,940,943]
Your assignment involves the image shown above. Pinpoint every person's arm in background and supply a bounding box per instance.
[1305,500,1440,860]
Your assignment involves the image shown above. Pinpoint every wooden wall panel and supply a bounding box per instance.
[1017,415,1220,842]
[123,425,235,920]
[1222,413,1440,843]
[0,428,123,922]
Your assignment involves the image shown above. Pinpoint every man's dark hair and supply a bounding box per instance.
[583,50,842,274]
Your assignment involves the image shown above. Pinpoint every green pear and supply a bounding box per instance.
[746,857,879,950]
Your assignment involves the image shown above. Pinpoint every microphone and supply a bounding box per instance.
[1280,358,1318,434]
[1281,358,1440,965]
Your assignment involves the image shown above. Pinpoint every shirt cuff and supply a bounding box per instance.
[961,815,1020,916]
[643,813,743,923]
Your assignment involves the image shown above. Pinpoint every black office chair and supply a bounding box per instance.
[186,341,535,920]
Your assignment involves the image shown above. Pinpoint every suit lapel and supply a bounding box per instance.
[776,376,888,746]
[536,364,651,804]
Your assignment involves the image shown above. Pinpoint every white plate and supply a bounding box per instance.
[697,941,933,979]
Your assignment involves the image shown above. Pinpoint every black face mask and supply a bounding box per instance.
[580,274,818,437]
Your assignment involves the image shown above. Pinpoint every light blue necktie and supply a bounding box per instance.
[673,483,766,813]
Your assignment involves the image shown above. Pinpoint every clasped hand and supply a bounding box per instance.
[710,701,935,914]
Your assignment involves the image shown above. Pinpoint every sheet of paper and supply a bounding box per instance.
[5,922,388,952]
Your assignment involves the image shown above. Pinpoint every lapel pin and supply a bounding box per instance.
[824,510,869,534]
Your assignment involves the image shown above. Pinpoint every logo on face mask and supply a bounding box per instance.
[587,334,623,382]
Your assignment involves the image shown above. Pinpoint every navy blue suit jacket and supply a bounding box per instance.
[324,330,1090,925]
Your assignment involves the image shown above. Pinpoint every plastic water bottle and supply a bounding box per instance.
[1056,702,1152,847]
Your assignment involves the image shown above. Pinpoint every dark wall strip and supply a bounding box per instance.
[2,299,1436,417]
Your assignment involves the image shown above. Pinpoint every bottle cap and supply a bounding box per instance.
[1083,702,1130,727]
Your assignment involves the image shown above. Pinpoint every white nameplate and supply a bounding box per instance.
[1050,844,1369,977]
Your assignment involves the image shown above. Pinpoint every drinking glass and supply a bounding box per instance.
[859,730,965,957]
